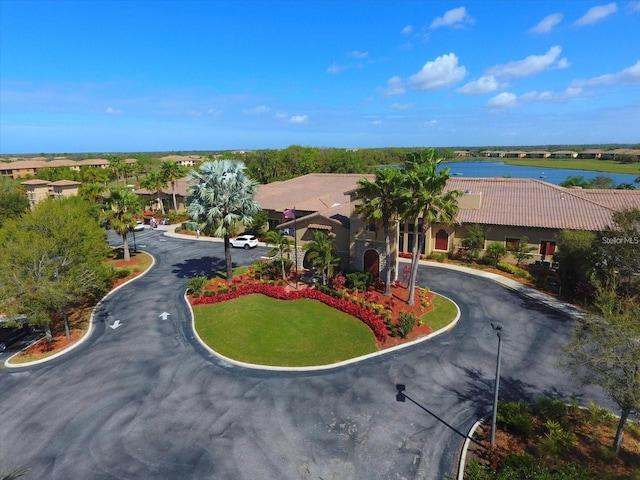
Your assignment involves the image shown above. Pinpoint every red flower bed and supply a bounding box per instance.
[193,283,388,341]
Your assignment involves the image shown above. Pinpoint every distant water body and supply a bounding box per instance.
[440,160,639,186]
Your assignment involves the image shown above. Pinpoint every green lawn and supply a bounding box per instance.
[423,294,458,331]
[194,294,377,366]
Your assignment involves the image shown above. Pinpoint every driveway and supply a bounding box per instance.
[0,230,610,479]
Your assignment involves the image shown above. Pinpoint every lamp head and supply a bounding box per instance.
[491,322,503,332]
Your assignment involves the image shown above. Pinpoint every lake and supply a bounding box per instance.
[441,161,640,186]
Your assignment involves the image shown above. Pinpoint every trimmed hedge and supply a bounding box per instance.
[497,262,534,280]
[193,284,388,341]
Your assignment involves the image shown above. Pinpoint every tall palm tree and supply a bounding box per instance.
[78,182,106,205]
[186,160,261,281]
[161,161,187,211]
[108,155,126,186]
[264,229,293,280]
[303,231,341,286]
[141,170,167,215]
[104,188,143,262]
[354,167,403,296]
[400,150,461,305]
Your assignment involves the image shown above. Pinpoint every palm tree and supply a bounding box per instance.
[302,231,341,286]
[400,150,461,305]
[108,155,126,186]
[354,167,403,296]
[78,182,106,205]
[103,188,143,262]
[186,160,261,281]
[264,229,293,280]
[161,161,187,211]
[141,170,167,215]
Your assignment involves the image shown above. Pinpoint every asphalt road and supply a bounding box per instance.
[0,229,610,480]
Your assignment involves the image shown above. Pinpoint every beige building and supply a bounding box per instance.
[133,172,640,279]
[23,179,81,209]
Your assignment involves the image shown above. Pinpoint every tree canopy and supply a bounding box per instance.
[186,160,261,280]
[0,197,111,339]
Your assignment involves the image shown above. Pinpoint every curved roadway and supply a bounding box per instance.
[0,229,609,479]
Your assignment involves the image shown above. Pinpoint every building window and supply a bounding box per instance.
[435,229,449,250]
[505,238,519,251]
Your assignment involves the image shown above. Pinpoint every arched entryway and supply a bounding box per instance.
[363,249,380,277]
[435,229,449,251]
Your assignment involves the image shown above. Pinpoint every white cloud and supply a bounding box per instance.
[630,1,640,12]
[289,115,308,124]
[391,102,416,110]
[274,112,288,119]
[377,76,406,96]
[430,6,475,29]
[408,53,467,90]
[486,45,563,79]
[574,2,618,26]
[347,50,368,59]
[572,60,640,87]
[487,87,588,109]
[244,105,271,114]
[401,25,413,35]
[487,92,518,108]
[529,13,563,34]
[424,120,438,127]
[372,119,383,125]
[457,75,499,95]
[556,57,571,69]
[105,107,122,115]
[326,63,348,74]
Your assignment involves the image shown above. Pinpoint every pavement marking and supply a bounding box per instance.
[159,312,171,320]
[108,320,122,330]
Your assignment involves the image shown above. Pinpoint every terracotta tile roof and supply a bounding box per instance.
[254,173,372,213]
[49,180,81,186]
[22,179,51,185]
[446,178,640,231]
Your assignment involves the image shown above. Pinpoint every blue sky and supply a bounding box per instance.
[1,0,639,154]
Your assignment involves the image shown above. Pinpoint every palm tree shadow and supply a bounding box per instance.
[447,365,575,418]
[171,256,229,279]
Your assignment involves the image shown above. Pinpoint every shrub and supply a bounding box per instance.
[497,262,534,280]
[497,401,533,437]
[345,271,375,291]
[114,268,132,279]
[485,243,507,266]
[331,274,346,289]
[538,420,577,461]
[186,276,208,296]
[426,252,447,262]
[397,311,416,338]
[535,397,569,423]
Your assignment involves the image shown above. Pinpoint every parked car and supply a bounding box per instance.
[0,316,32,353]
[230,235,259,249]
[133,220,145,231]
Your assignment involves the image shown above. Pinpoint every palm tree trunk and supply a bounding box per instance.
[172,182,178,211]
[384,226,392,297]
[224,234,233,282]
[613,408,630,454]
[122,233,131,262]
[157,192,165,215]
[407,217,422,306]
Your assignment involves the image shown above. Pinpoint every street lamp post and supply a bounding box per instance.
[490,322,503,449]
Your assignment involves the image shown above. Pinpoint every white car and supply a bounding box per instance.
[133,220,145,231]
[230,235,259,249]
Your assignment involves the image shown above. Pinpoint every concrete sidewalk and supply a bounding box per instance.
[403,258,587,320]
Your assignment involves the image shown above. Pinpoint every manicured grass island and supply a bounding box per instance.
[194,294,378,366]
[500,157,640,175]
